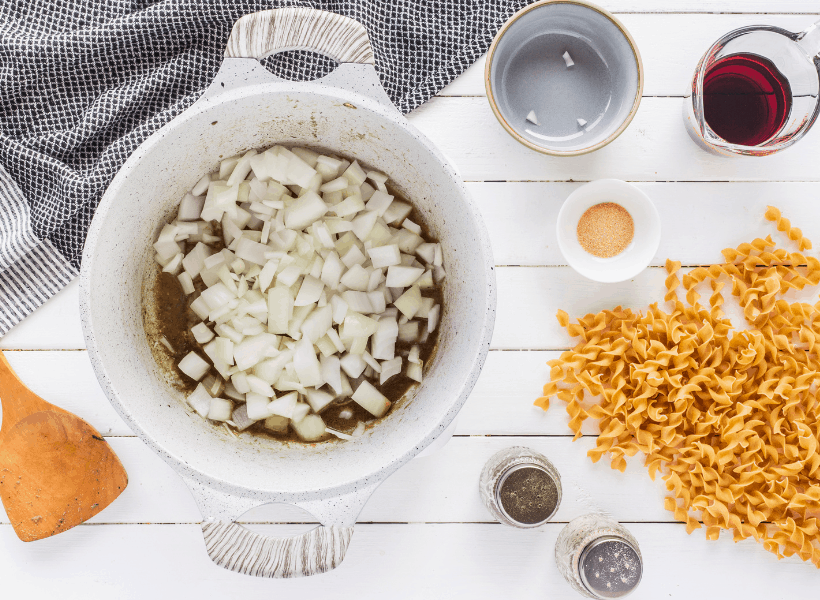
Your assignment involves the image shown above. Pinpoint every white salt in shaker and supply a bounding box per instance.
[479,446,562,528]
[555,514,643,598]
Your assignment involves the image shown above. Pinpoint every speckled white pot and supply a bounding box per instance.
[79,9,495,578]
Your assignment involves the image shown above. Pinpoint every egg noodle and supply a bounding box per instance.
[537,206,820,566]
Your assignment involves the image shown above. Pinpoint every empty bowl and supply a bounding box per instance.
[557,179,661,282]
[485,0,643,156]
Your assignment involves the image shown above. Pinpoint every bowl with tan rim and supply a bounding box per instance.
[485,0,643,156]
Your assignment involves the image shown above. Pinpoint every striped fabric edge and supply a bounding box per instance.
[0,238,78,336]
[0,164,78,336]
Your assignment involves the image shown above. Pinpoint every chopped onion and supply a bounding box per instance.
[179,352,210,381]
[187,384,212,417]
[291,413,326,441]
[208,397,233,421]
[352,381,391,418]
[386,266,423,288]
[155,145,445,441]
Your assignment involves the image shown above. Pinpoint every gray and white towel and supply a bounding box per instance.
[0,0,528,335]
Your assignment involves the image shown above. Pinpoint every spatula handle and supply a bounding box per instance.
[0,350,53,433]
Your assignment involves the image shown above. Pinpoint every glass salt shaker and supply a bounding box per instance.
[479,446,562,528]
[555,514,643,599]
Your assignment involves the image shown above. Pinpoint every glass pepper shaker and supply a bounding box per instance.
[479,446,562,528]
[555,514,643,599]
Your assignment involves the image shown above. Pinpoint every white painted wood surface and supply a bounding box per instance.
[3,2,820,596]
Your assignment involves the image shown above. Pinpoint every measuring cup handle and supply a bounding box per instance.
[224,8,375,64]
[797,19,820,59]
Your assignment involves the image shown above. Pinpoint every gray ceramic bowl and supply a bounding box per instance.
[486,0,643,156]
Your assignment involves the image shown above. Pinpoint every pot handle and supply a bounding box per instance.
[201,520,354,578]
[224,8,374,64]
[180,474,377,578]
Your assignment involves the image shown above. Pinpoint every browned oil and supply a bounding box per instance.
[143,154,443,445]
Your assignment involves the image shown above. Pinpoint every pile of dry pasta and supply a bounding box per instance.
[537,207,820,566]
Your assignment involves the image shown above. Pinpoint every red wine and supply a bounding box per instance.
[703,53,791,146]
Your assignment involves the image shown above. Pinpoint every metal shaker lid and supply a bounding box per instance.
[579,536,642,599]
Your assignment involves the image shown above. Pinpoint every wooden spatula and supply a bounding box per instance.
[0,350,128,541]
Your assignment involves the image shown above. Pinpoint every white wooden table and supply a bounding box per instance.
[3,2,820,597]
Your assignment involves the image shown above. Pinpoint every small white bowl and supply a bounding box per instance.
[557,179,660,282]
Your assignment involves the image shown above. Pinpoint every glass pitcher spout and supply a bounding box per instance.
[797,19,820,60]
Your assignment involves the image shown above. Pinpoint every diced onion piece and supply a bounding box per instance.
[284,191,328,230]
[330,194,365,218]
[291,401,311,423]
[208,397,233,421]
[362,351,382,374]
[340,264,370,291]
[415,243,436,265]
[340,313,379,339]
[407,361,423,383]
[295,275,324,307]
[342,290,372,314]
[352,381,391,418]
[352,210,378,241]
[190,296,210,321]
[243,392,268,419]
[416,269,435,289]
[371,317,398,360]
[191,322,215,344]
[367,244,401,269]
[351,421,366,437]
[235,237,269,266]
[301,305,332,343]
[320,176,349,193]
[428,304,441,332]
[342,161,366,186]
[408,345,421,364]
[215,337,235,365]
[224,381,246,402]
[398,321,420,342]
[368,291,387,314]
[386,266,423,288]
[379,357,402,385]
[340,352,366,378]
[330,294,349,324]
[305,388,335,413]
[287,153,318,188]
[177,271,195,295]
[178,193,205,221]
[383,200,412,224]
[293,339,323,387]
[187,384,212,417]
[341,245,366,268]
[326,427,353,441]
[192,174,211,197]
[321,251,345,290]
[291,413,326,441]
[234,332,278,371]
[264,414,289,433]
[179,352,210,381]
[230,404,256,430]
[246,374,274,397]
[320,354,343,394]
[394,285,422,319]
[403,220,421,235]
[267,285,294,334]
[267,391,298,418]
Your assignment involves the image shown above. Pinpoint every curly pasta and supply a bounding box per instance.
[536,207,820,566]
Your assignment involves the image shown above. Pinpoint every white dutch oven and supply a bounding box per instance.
[80,9,495,578]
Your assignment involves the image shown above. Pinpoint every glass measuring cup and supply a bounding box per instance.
[684,19,820,156]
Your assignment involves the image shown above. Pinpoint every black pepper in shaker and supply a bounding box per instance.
[555,514,643,599]
[479,446,562,528]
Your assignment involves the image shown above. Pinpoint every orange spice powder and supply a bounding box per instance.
[576,202,634,258]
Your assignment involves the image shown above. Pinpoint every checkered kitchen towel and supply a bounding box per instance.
[0,0,529,335]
